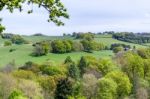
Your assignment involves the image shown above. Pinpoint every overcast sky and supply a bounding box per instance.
[1,0,150,35]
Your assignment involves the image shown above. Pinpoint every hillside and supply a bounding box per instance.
[0,34,147,67]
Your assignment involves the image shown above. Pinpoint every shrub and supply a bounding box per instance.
[4,41,12,46]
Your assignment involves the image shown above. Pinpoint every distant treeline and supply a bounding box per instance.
[1,33,28,44]
[112,32,150,44]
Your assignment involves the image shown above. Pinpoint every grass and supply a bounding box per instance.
[0,34,148,67]
[22,35,74,43]
[0,44,113,67]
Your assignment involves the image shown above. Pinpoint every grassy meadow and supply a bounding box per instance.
[0,34,148,67]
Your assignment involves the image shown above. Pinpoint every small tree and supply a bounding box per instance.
[64,56,73,64]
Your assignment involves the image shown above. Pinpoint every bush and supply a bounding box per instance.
[51,40,73,53]
[4,41,12,46]
[40,65,66,76]
[9,48,16,52]
[11,35,27,44]
[113,46,123,53]
[32,41,51,56]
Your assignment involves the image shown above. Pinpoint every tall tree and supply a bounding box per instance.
[78,56,89,77]
[67,63,80,80]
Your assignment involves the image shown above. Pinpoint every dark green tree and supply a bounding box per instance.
[78,56,89,77]
[55,78,74,99]
[64,56,73,64]
[67,63,80,80]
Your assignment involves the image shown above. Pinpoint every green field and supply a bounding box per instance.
[0,34,148,67]
[0,44,113,67]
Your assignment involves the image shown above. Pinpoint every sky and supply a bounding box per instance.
[1,0,150,35]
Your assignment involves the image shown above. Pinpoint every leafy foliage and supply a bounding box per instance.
[0,19,5,33]
[105,71,132,98]
[67,63,80,80]
[55,78,74,99]
[97,78,117,99]
[0,0,69,26]
[113,32,150,44]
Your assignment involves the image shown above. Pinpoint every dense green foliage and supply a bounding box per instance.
[0,33,150,99]
[51,40,73,53]
[97,78,117,99]
[113,32,150,44]
[72,33,95,41]
[55,78,74,99]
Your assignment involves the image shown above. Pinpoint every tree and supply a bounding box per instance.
[67,63,80,80]
[32,41,50,56]
[55,78,74,99]
[80,40,94,53]
[33,44,44,56]
[51,40,66,53]
[64,56,73,64]
[72,42,84,52]
[98,59,117,75]
[82,74,98,99]
[97,78,117,99]
[78,56,89,77]
[122,52,144,79]
[0,0,69,26]
[143,59,150,79]
[105,71,132,98]
[51,40,73,53]
[63,40,72,52]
